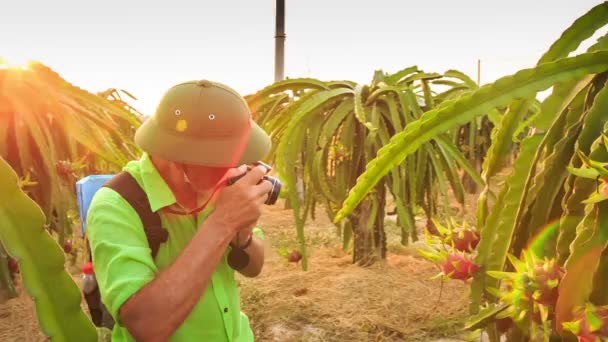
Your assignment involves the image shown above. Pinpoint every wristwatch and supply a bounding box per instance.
[237,232,253,249]
[227,233,253,270]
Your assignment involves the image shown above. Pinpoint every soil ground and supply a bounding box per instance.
[0,195,479,342]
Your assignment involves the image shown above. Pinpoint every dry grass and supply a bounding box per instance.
[239,202,472,342]
[0,280,47,342]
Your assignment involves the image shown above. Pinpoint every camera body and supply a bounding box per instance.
[226,161,281,205]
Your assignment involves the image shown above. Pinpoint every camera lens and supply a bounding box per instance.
[263,176,281,205]
[225,166,281,205]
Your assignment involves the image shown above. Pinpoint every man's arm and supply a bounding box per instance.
[118,216,233,341]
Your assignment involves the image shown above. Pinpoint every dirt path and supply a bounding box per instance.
[0,201,471,341]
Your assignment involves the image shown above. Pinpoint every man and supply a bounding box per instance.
[86,80,273,341]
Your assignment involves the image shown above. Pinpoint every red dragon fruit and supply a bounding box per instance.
[7,257,18,274]
[428,218,480,252]
[450,229,481,252]
[563,304,608,342]
[490,253,563,308]
[532,259,563,306]
[63,239,73,254]
[288,250,302,263]
[487,252,564,338]
[7,257,19,281]
[496,316,514,334]
[56,160,74,178]
[441,253,479,281]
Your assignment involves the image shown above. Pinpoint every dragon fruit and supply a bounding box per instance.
[489,253,563,307]
[55,160,74,178]
[532,259,563,306]
[496,316,514,334]
[288,250,302,263]
[450,229,481,252]
[563,304,608,342]
[63,239,73,254]
[487,252,564,338]
[441,253,479,281]
[7,257,18,274]
[427,218,480,251]
[7,257,19,281]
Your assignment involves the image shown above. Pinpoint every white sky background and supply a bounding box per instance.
[0,0,605,115]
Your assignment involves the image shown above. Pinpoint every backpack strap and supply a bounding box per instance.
[103,171,168,258]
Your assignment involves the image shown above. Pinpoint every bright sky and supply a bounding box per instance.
[1,0,604,115]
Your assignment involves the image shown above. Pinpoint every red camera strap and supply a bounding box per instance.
[162,179,225,216]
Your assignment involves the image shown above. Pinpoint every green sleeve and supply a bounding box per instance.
[252,227,264,240]
[86,188,158,325]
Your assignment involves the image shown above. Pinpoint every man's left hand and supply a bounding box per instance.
[230,227,264,277]
[232,227,253,248]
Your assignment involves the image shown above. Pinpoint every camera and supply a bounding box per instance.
[226,161,282,205]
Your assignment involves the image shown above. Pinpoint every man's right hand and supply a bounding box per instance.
[208,164,273,234]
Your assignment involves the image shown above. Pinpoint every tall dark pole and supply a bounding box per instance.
[274,0,285,82]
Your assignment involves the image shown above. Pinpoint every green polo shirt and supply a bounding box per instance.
[86,153,260,341]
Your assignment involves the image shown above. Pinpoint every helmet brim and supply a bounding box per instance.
[134,116,271,167]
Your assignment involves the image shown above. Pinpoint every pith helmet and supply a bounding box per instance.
[134,80,271,167]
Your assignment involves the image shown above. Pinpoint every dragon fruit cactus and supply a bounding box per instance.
[568,149,608,204]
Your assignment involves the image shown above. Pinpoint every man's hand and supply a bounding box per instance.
[209,164,273,235]
[213,165,269,277]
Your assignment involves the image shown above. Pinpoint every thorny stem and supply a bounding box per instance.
[437,277,445,304]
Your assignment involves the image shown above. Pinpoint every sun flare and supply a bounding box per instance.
[0,54,33,70]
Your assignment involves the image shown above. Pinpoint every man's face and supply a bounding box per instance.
[182,163,232,193]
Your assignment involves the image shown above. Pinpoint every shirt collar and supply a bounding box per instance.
[135,153,177,212]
